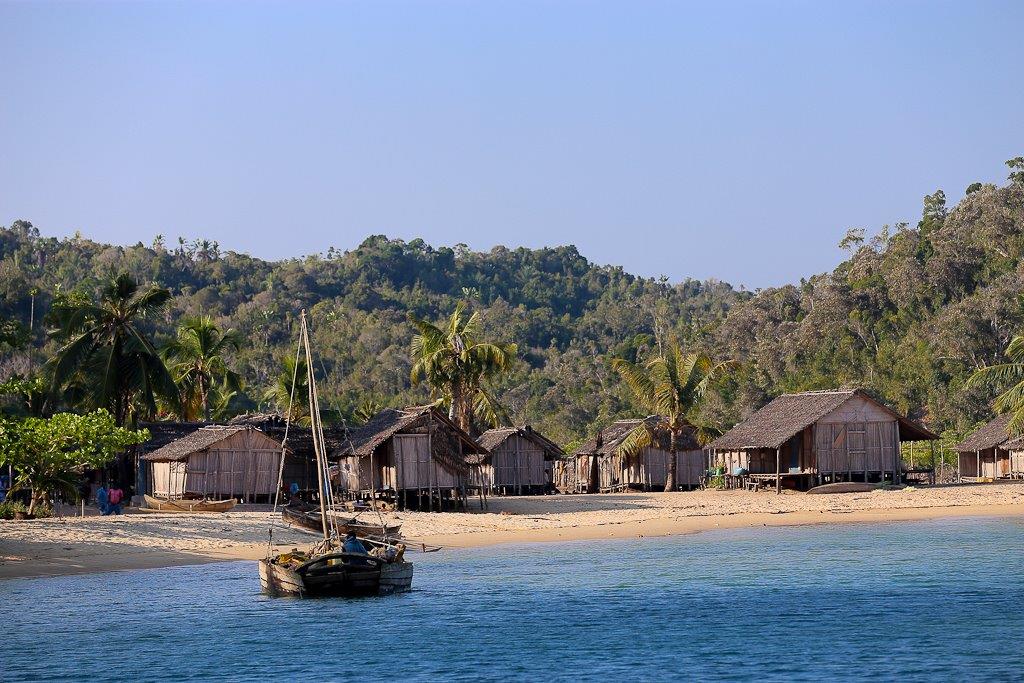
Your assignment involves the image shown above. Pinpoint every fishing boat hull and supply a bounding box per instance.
[282,503,401,537]
[143,494,237,513]
[259,553,413,598]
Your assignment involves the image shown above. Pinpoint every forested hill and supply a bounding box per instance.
[2,162,1023,447]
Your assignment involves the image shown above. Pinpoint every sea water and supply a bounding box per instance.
[4,516,1024,682]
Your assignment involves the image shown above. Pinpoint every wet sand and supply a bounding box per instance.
[2,483,1023,579]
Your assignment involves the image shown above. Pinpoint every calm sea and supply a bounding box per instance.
[4,517,1024,682]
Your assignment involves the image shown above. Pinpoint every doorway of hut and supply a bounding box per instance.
[788,436,801,474]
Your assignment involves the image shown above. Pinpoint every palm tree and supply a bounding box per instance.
[262,352,310,425]
[48,273,177,425]
[162,316,242,421]
[612,340,734,491]
[353,397,386,425]
[409,301,517,433]
[966,334,1024,434]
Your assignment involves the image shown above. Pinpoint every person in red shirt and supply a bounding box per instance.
[107,484,124,515]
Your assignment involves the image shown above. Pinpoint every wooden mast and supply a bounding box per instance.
[300,311,330,543]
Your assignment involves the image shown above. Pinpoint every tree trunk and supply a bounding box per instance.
[665,428,678,492]
[28,489,40,516]
[202,375,210,422]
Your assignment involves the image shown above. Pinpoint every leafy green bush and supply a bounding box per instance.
[0,500,28,519]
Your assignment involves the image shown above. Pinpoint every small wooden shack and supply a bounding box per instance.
[572,416,705,493]
[475,426,564,495]
[141,425,285,502]
[335,406,484,510]
[709,389,937,492]
[954,414,1024,481]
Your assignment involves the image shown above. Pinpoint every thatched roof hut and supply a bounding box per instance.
[953,414,1023,480]
[334,406,483,510]
[709,389,936,492]
[140,425,284,501]
[475,426,564,494]
[572,416,704,493]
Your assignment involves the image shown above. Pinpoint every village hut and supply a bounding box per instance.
[475,426,564,495]
[227,413,352,494]
[953,414,1024,481]
[140,425,285,502]
[335,406,484,510]
[572,416,705,493]
[709,389,937,493]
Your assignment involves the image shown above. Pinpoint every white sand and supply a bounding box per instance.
[2,482,1023,579]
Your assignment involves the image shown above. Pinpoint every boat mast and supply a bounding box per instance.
[300,311,332,543]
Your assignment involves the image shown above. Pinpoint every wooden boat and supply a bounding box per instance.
[143,494,237,513]
[806,482,879,495]
[259,548,414,598]
[260,310,414,598]
[282,501,402,537]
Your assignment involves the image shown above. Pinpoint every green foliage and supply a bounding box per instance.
[612,339,733,490]
[1,157,1023,447]
[965,335,1024,435]
[0,500,28,519]
[162,315,242,420]
[48,272,177,425]
[0,410,148,514]
[409,301,517,432]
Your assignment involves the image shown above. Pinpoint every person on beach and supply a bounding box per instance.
[0,474,8,503]
[107,484,124,515]
[96,485,109,515]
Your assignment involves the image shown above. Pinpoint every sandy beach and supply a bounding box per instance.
[2,482,1023,580]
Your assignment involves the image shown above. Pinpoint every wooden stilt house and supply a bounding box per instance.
[475,426,564,495]
[140,425,285,502]
[954,414,1024,481]
[335,406,484,510]
[709,389,937,493]
[573,416,705,493]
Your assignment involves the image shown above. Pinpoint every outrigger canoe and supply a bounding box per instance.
[142,494,237,513]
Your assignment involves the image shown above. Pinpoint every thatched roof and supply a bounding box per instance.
[955,413,1014,452]
[336,406,483,475]
[138,421,209,454]
[228,413,353,461]
[709,389,936,450]
[477,426,565,458]
[574,416,701,457]
[141,425,278,462]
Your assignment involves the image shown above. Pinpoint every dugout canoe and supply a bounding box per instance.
[142,494,237,513]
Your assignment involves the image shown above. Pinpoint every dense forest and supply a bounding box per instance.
[2,159,1022,450]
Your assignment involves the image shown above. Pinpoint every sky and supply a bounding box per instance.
[1,1,1022,289]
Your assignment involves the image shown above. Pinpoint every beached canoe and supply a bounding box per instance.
[258,550,413,598]
[142,494,237,513]
[282,501,402,537]
[806,482,879,495]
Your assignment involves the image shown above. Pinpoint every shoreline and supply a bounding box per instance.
[3,499,1023,580]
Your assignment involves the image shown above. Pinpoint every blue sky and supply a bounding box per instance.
[1,1,1021,288]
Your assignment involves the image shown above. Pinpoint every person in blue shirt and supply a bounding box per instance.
[342,531,368,555]
[96,485,109,515]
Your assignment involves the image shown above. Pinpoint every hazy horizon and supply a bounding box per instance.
[2,0,1021,288]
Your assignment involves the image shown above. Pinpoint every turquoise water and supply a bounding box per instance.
[4,517,1024,682]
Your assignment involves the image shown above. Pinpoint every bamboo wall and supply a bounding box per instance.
[149,431,283,500]
[486,434,547,489]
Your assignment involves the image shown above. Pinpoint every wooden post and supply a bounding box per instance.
[775,447,781,495]
[977,449,981,478]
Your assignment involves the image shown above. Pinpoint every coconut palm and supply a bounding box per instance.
[162,316,242,421]
[966,334,1024,434]
[262,352,310,425]
[409,301,517,433]
[48,273,177,425]
[612,341,734,491]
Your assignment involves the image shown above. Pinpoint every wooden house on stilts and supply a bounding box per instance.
[572,416,705,493]
[954,414,1024,481]
[475,426,564,495]
[709,389,937,493]
[140,425,286,502]
[335,406,484,510]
